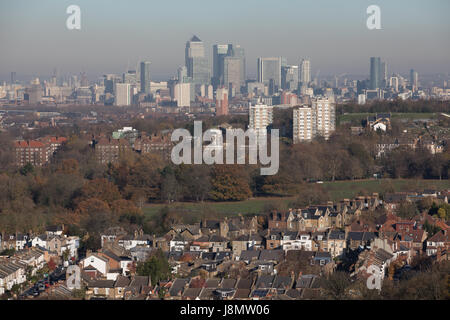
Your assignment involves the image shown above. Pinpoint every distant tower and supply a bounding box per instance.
[370,57,382,90]
[212,44,229,88]
[10,72,16,85]
[215,87,229,116]
[140,61,151,94]
[390,76,399,92]
[114,83,131,106]
[300,59,311,86]
[282,65,299,91]
[381,62,387,88]
[410,69,419,91]
[185,35,210,91]
[257,57,283,90]
[177,66,187,84]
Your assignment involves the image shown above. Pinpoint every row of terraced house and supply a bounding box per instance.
[68,189,449,299]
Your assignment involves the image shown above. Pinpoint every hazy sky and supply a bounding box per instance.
[0,0,449,81]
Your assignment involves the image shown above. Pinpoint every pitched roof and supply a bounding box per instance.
[328,230,345,240]
[169,278,189,296]
[236,278,252,289]
[233,289,250,299]
[114,275,131,288]
[129,276,151,288]
[239,250,260,262]
[182,287,202,299]
[88,280,115,288]
[255,275,275,289]
[428,230,449,243]
[259,249,284,262]
[273,275,292,289]
[204,278,220,288]
[220,278,236,289]
[296,274,317,289]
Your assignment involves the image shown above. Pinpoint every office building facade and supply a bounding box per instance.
[282,65,299,91]
[370,57,382,90]
[185,36,210,90]
[300,59,311,86]
[257,57,284,91]
[140,61,151,94]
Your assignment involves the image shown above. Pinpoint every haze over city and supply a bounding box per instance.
[1,0,449,81]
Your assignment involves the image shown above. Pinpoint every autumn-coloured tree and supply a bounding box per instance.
[77,178,121,206]
[111,199,142,216]
[76,198,110,216]
[111,199,144,228]
[209,165,252,201]
[56,158,79,175]
[124,154,164,201]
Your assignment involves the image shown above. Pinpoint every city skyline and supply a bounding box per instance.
[1,0,449,81]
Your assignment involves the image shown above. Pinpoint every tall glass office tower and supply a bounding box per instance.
[370,57,382,90]
[257,57,284,90]
[212,44,229,88]
[185,36,210,90]
[282,65,299,91]
[212,44,245,92]
[300,59,311,86]
[140,61,151,94]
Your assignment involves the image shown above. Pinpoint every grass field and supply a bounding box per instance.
[321,179,449,201]
[338,112,437,123]
[143,179,450,221]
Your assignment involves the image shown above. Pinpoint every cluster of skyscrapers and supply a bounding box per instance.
[3,34,438,123]
[358,57,421,104]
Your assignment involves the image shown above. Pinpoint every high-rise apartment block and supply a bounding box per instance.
[249,104,273,136]
[313,97,336,140]
[114,83,131,106]
[174,83,191,107]
[293,106,315,143]
[293,97,336,143]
